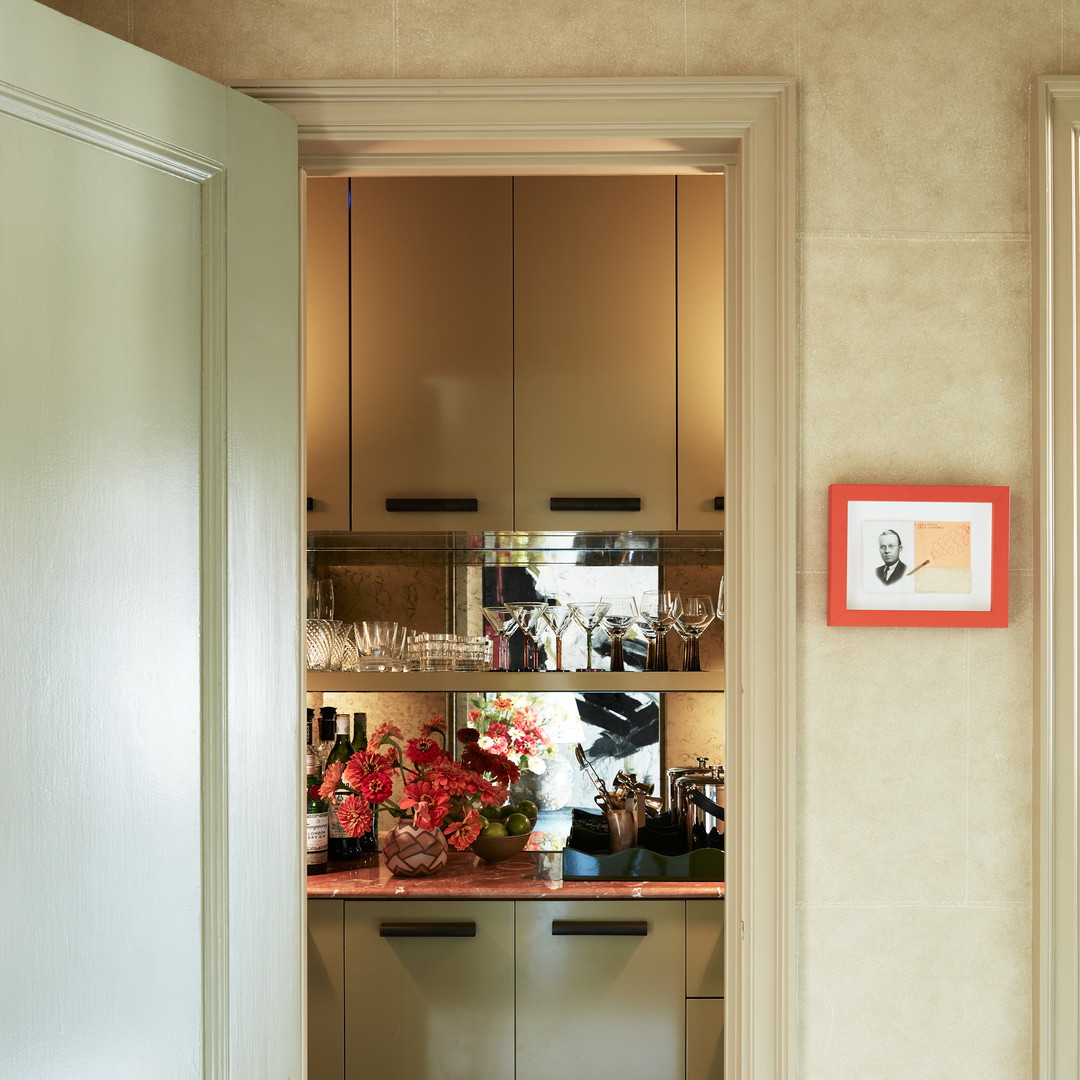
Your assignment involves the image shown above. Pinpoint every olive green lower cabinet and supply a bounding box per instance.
[307,897,724,1080]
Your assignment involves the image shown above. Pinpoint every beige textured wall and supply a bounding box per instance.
[42,0,1060,1075]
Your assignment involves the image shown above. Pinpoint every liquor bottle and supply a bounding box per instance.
[305,749,328,876]
[350,713,378,853]
[314,706,336,770]
[326,714,362,865]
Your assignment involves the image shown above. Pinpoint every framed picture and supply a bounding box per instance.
[827,484,1010,627]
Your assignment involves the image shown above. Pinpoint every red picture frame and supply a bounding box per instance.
[827,484,1010,628]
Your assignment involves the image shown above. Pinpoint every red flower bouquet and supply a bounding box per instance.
[321,714,522,851]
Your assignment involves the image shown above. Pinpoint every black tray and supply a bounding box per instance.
[560,845,724,882]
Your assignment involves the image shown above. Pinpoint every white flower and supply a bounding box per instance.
[527,757,547,776]
[478,735,495,750]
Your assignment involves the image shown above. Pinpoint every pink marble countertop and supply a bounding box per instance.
[307,851,725,900]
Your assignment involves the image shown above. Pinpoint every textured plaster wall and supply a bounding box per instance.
[40,0,1066,1075]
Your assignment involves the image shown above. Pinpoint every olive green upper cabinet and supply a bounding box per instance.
[349,177,515,532]
[305,175,724,533]
[306,178,351,531]
[513,177,677,531]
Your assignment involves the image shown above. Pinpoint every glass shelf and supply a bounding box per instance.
[306,670,725,693]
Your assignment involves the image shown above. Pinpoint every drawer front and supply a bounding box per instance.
[515,899,685,1080]
[686,997,724,1080]
[343,900,515,1080]
[686,899,725,998]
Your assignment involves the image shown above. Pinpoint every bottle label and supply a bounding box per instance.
[328,791,346,838]
[306,811,329,861]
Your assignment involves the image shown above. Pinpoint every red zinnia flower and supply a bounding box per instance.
[317,761,344,801]
[406,737,444,765]
[457,728,480,745]
[342,749,394,788]
[420,714,447,737]
[359,769,394,804]
[444,808,482,851]
[337,796,374,837]
[368,721,404,747]
[462,743,520,786]
[492,697,514,710]
[400,781,451,831]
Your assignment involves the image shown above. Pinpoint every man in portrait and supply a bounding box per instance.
[875,528,908,585]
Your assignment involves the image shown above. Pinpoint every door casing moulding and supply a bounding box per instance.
[238,75,797,1080]
[1032,76,1080,1080]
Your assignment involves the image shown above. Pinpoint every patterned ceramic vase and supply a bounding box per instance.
[381,820,449,877]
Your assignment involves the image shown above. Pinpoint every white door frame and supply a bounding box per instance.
[238,76,797,1080]
[1032,76,1080,1080]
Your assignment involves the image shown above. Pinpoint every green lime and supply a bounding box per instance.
[514,800,538,820]
[505,813,532,835]
[481,821,508,838]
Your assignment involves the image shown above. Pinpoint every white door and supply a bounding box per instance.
[0,2,301,1077]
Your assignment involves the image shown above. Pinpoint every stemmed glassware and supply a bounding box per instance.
[632,590,682,672]
[539,601,575,672]
[600,596,636,673]
[482,605,519,673]
[673,595,716,671]
[569,600,611,672]
[506,601,548,673]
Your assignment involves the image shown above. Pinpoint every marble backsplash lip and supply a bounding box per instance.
[307,850,725,900]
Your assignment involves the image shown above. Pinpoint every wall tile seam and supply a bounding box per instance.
[795,900,1031,910]
[799,231,1030,243]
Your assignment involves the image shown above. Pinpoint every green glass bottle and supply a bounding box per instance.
[326,714,363,865]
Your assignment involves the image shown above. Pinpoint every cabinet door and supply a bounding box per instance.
[306,177,351,531]
[676,175,726,531]
[686,899,725,998]
[308,899,345,1080]
[515,900,685,1080]
[343,900,515,1080]
[513,177,677,532]
[349,178,514,531]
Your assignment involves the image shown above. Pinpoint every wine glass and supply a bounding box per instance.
[632,590,682,671]
[539,600,575,671]
[569,600,611,672]
[482,605,519,672]
[506,601,548,672]
[600,596,636,673]
[673,595,716,671]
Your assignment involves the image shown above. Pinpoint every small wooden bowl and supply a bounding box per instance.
[469,830,532,864]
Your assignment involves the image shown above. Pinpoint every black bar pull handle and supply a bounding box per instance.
[379,922,477,938]
[551,920,648,937]
[306,497,315,511]
[385,498,479,513]
[713,497,725,511]
[549,497,641,513]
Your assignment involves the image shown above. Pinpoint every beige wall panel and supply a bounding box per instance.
[308,900,345,1080]
[676,175,726,530]
[686,997,725,1080]
[306,177,351,531]
[350,178,514,531]
[344,900,515,1080]
[514,176,677,531]
[515,899,685,1080]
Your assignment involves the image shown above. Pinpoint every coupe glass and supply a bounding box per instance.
[482,605,519,672]
[539,601,575,672]
[506,601,548,672]
[569,599,611,672]
[600,596,636,672]
[632,590,682,672]
[673,595,716,671]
